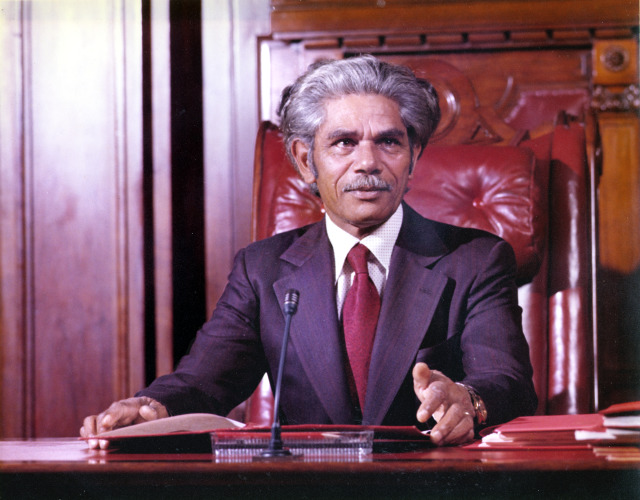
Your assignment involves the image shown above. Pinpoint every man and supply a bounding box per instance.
[81,55,537,448]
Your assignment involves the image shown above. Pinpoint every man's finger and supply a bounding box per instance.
[416,381,448,423]
[430,404,474,445]
[97,413,114,433]
[138,402,168,422]
[80,415,98,437]
[97,401,137,433]
[412,362,432,398]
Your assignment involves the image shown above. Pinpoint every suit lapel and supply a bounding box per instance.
[363,205,451,424]
[273,222,354,424]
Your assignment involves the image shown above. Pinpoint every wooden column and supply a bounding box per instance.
[592,37,640,408]
[202,0,270,309]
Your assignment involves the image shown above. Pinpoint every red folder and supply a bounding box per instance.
[480,413,603,439]
[467,414,604,450]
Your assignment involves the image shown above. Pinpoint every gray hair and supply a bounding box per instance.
[277,55,441,175]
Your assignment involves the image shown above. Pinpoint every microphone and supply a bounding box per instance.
[283,289,299,315]
[257,289,300,459]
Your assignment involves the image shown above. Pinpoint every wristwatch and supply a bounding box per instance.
[456,383,488,425]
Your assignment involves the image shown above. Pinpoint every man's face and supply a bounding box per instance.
[292,94,420,238]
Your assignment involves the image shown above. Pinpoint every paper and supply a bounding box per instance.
[95,413,245,439]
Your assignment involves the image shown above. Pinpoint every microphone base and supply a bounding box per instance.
[253,448,303,461]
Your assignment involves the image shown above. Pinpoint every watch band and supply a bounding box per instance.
[456,383,488,425]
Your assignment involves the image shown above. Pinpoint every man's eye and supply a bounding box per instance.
[379,137,401,146]
[333,138,355,147]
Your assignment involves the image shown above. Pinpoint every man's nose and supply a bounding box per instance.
[354,141,380,173]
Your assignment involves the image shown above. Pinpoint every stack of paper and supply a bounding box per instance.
[575,401,640,445]
[471,414,603,449]
[601,401,640,430]
[471,402,640,450]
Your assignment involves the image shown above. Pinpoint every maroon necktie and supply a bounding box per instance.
[342,243,381,410]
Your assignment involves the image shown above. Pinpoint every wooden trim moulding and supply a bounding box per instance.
[270,0,639,41]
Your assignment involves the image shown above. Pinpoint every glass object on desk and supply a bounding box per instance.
[211,429,374,463]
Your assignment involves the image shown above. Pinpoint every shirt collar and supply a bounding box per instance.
[325,204,403,283]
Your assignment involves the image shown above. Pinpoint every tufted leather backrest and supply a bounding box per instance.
[243,120,594,424]
[405,145,547,285]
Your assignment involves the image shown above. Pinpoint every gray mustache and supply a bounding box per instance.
[342,176,392,192]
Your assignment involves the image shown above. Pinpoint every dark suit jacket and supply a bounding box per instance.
[139,203,537,426]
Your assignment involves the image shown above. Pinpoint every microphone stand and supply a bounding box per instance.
[257,289,300,460]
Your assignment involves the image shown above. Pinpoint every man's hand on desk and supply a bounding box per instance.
[80,396,168,449]
[413,362,476,446]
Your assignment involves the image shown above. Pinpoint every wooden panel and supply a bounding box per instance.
[30,0,144,437]
[598,113,640,272]
[151,0,174,377]
[0,1,28,438]
[270,0,638,38]
[0,0,144,438]
[384,51,590,140]
[202,0,236,313]
[202,0,270,310]
[596,111,640,409]
[261,46,592,141]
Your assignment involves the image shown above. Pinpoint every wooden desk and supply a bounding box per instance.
[1,439,638,499]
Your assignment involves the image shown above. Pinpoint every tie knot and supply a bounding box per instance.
[347,244,370,274]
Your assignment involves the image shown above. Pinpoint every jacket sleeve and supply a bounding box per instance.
[458,239,538,425]
[136,247,268,416]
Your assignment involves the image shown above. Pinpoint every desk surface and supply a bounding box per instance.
[1,439,639,499]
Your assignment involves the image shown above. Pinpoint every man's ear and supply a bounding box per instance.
[409,143,423,179]
[291,139,317,184]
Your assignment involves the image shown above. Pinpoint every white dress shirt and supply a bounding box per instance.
[325,205,403,318]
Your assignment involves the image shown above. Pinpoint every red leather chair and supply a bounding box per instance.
[238,117,596,425]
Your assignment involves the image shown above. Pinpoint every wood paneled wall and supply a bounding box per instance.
[0,0,270,439]
[0,0,145,437]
